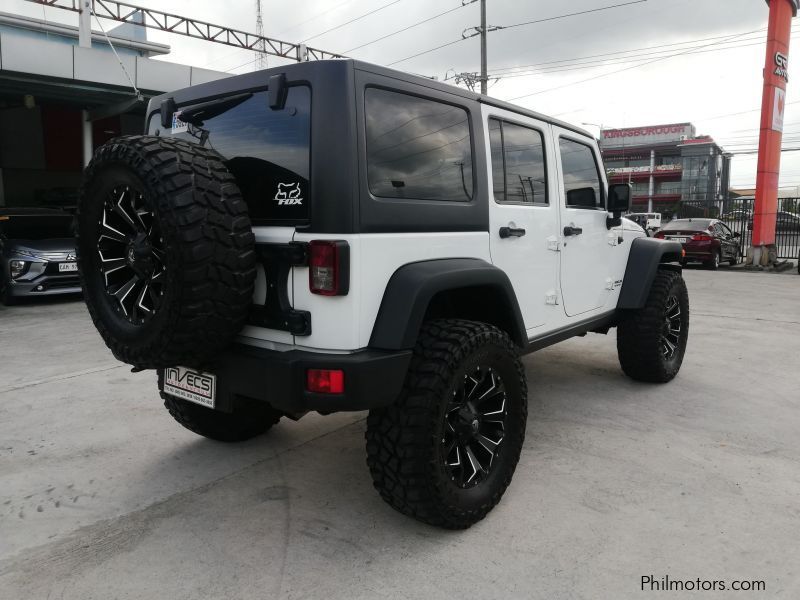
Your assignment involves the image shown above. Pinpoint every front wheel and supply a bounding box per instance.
[365,319,527,529]
[617,269,690,383]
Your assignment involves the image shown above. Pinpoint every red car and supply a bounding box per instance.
[654,218,741,269]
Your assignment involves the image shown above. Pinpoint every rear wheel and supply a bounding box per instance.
[617,269,690,383]
[366,319,527,529]
[162,393,281,442]
[705,250,720,270]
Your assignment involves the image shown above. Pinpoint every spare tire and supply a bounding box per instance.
[77,135,256,369]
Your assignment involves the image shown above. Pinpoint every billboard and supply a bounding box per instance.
[600,123,696,149]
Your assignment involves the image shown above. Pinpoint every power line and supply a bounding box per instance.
[507,27,763,101]
[491,0,647,32]
[486,29,772,75]
[388,0,651,66]
[275,0,353,38]
[301,0,404,43]
[343,2,472,54]
[488,35,786,79]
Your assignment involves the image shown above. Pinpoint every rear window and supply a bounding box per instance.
[662,219,711,232]
[148,86,311,224]
[365,88,473,202]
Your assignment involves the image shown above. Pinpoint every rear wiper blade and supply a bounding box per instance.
[179,93,253,126]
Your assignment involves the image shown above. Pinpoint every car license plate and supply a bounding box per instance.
[59,262,78,272]
[163,366,216,408]
[671,237,688,243]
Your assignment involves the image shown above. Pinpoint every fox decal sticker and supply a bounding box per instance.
[274,182,303,205]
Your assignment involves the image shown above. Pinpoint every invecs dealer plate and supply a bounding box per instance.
[163,366,216,408]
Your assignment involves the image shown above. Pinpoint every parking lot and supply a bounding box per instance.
[1,268,799,599]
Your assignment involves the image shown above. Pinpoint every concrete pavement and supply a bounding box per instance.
[1,269,799,599]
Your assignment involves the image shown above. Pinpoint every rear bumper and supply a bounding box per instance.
[158,344,412,416]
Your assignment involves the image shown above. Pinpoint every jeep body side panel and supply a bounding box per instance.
[293,232,491,351]
[369,258,527,350]
[617,237,683,309]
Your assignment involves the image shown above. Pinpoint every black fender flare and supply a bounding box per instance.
[617,237,683,309]
[369,258,527,350]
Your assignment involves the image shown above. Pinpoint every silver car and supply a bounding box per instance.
[0,208,81,305]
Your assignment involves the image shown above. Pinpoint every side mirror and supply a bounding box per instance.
[606,183,631,228]
[733,231,741,238]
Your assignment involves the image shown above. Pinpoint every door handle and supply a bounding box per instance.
[499,226,526,239]
[563,225,583,236]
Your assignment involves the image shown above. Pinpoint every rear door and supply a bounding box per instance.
[485,109,560,332]
[553,128,615,317]
[148,86,313,346]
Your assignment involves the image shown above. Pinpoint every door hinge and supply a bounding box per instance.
[545,291,559,305]
[547,235,560,252]
[605,277,614,290]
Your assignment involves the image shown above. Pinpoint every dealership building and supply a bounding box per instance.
[599,123,731,214]
[0,8,228,210]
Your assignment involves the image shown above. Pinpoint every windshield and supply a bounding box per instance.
[1,215,75,239]
[148,86,311,224]
[662,219,712,232]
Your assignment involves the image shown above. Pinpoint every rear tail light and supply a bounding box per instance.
[309,240,349,296]
[692,234,713,241]
[306,369,345,394]
[654,231,665,239]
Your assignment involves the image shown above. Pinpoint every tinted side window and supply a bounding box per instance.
[489,118,547,204]
[365,88,473,202]
[559,138,602,209]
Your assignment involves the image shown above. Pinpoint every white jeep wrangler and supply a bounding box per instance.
[77,60,688,529]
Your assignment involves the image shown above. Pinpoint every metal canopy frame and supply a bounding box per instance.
[22,0,344,62]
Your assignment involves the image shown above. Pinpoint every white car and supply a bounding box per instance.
[77,59,688,529]
[627,212,662,234]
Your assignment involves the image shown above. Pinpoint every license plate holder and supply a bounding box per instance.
[59,262,78,272]
[163,366,216,408]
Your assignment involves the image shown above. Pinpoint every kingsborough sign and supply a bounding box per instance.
[600,123,696,148]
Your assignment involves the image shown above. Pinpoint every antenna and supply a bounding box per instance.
[254,0,267,70]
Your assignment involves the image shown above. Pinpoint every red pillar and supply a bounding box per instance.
[753,0,797,253]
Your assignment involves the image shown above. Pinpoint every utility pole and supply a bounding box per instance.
[480,0,487,95]
[254,0,267,70]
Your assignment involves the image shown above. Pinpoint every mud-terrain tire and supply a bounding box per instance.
[163,394,281,442]
[77,135,255,369]
[617,269,689,383]
[366,319,527,529]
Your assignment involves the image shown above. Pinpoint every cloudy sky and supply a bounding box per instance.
[10,0,800,189]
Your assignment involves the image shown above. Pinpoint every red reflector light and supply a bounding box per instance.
[654,231,665,239]
[306,369,345,394]
[309,240,349,296]
[692,234,713,241]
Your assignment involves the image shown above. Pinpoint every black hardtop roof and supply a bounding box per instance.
[148,59,592,139]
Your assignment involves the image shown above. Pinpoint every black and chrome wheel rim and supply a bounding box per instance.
[660,295,682,359]
[442,365,507,489]
[96,185,165,325]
